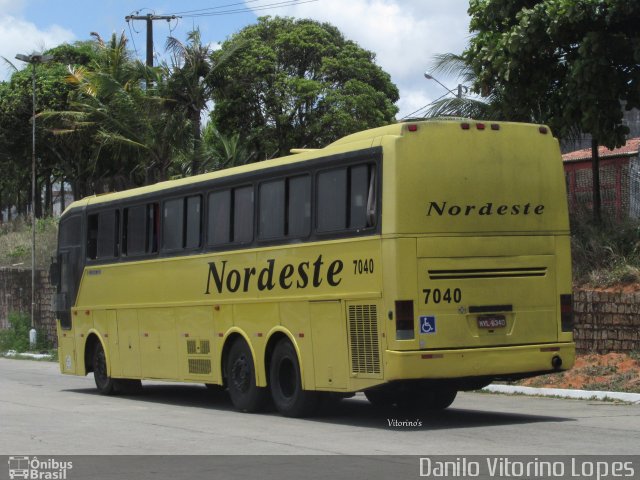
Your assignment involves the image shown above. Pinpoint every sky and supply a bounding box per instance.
[0,0,472,119]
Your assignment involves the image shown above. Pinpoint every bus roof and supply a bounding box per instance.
[62,119,548,213]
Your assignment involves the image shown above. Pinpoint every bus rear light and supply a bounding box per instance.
[461,123,470,130]
[491,124,500,130]
[540,347,560,352]
[476,123,485,130]
[407,124,418,132]
[395,300,415,339]
[560,294,573,332]
[539,126,548,134]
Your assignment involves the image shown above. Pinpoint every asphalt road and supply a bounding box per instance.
[1,357,639,456]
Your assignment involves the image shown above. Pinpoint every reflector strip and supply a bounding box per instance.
[421,354,444,359]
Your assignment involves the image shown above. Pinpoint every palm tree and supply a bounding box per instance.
[165,29,246,175]
[423,53,504,120]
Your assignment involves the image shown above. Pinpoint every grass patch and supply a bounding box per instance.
[0,217,58,269]
[571,214,640,287]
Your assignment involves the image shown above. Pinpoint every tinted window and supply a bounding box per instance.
[124,205,146,256]
[185,196,201,249]
[163,198,183,250]
[208,190,231,245]
[259,180,285,239]
[288,176,311,237]
[147,203,159,253]
[97,210,119,259]
[233,186,253,243]
[59,215,81,247]
[350,164,370,229]
[317,169,347,232]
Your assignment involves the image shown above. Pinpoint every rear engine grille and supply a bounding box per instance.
[348,304,381,375]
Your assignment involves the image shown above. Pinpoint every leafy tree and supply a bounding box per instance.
[465,0,640,220]
[46,33,191,188]
[209,16,399,160]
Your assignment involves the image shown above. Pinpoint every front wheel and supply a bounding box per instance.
[269,339,318,417]
[92,342,116,395]
[226,340,269,413]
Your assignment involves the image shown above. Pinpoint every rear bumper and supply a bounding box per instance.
[384,342,575,381]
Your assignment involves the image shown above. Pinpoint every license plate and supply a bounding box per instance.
[477,315,507,329]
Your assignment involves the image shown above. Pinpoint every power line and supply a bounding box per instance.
[401,92,450,120]
[164,0,319,18]
[169,0,264,16]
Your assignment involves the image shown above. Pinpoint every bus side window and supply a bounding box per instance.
[185,195,202,249]
[208,190,231,245]
[87,211,119,260]
[287,175,311,237]
[317,168,347,232]
[259,180,285,239]
[148,203,159,253]
[163,198,184,251]
[123,205,146,256]
[233,186,254,243]
[97,210,119,259]
[350,164,370,229]
[87,214,98,259]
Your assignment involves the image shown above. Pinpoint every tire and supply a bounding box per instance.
[364,388,396,408]
[226,339,269,413]
[92,342,116,395]
[115,379,142,395]
[422,388,457,410]
[269,339,318,417]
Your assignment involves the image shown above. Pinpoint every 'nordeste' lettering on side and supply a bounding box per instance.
[205,255,343,294]
[427,201,545,217]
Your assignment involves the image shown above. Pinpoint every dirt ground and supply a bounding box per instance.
[515,352,640,393]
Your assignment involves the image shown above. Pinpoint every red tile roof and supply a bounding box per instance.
[562,138,640,162]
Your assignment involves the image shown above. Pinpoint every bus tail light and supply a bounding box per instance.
[395,300,415,339]
[560,294,573,332]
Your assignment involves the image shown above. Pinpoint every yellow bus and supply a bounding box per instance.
[51,119,575,416]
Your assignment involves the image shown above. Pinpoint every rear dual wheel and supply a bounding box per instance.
[269,339,318,417]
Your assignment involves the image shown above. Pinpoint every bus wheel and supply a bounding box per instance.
[364,388,396,408]
[226,340,268,413]
[423,388,457,410]
[92,342,116,395]
[269,339,318,417]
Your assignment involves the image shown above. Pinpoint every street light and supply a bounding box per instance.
[424,71,468,98]
[15,52,53,345]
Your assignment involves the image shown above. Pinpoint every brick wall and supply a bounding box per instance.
[573,288,640,353]
[0,267,57,345]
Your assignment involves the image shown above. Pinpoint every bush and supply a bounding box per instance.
[0,311,53,353]
[571,214,640,286]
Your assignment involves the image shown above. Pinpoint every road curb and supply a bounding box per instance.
[483,384,640,404]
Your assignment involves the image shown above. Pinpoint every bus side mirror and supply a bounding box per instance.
[49,258,60,287]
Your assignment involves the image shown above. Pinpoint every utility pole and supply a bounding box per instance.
[125,13,178,67]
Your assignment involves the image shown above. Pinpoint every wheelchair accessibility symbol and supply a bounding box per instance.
[420,316,436,334]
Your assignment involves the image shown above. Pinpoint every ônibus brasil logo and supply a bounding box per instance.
[8,456,73,480]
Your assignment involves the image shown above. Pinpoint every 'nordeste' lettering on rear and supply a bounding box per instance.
[205,255,343,294]
[426,201,545,217]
